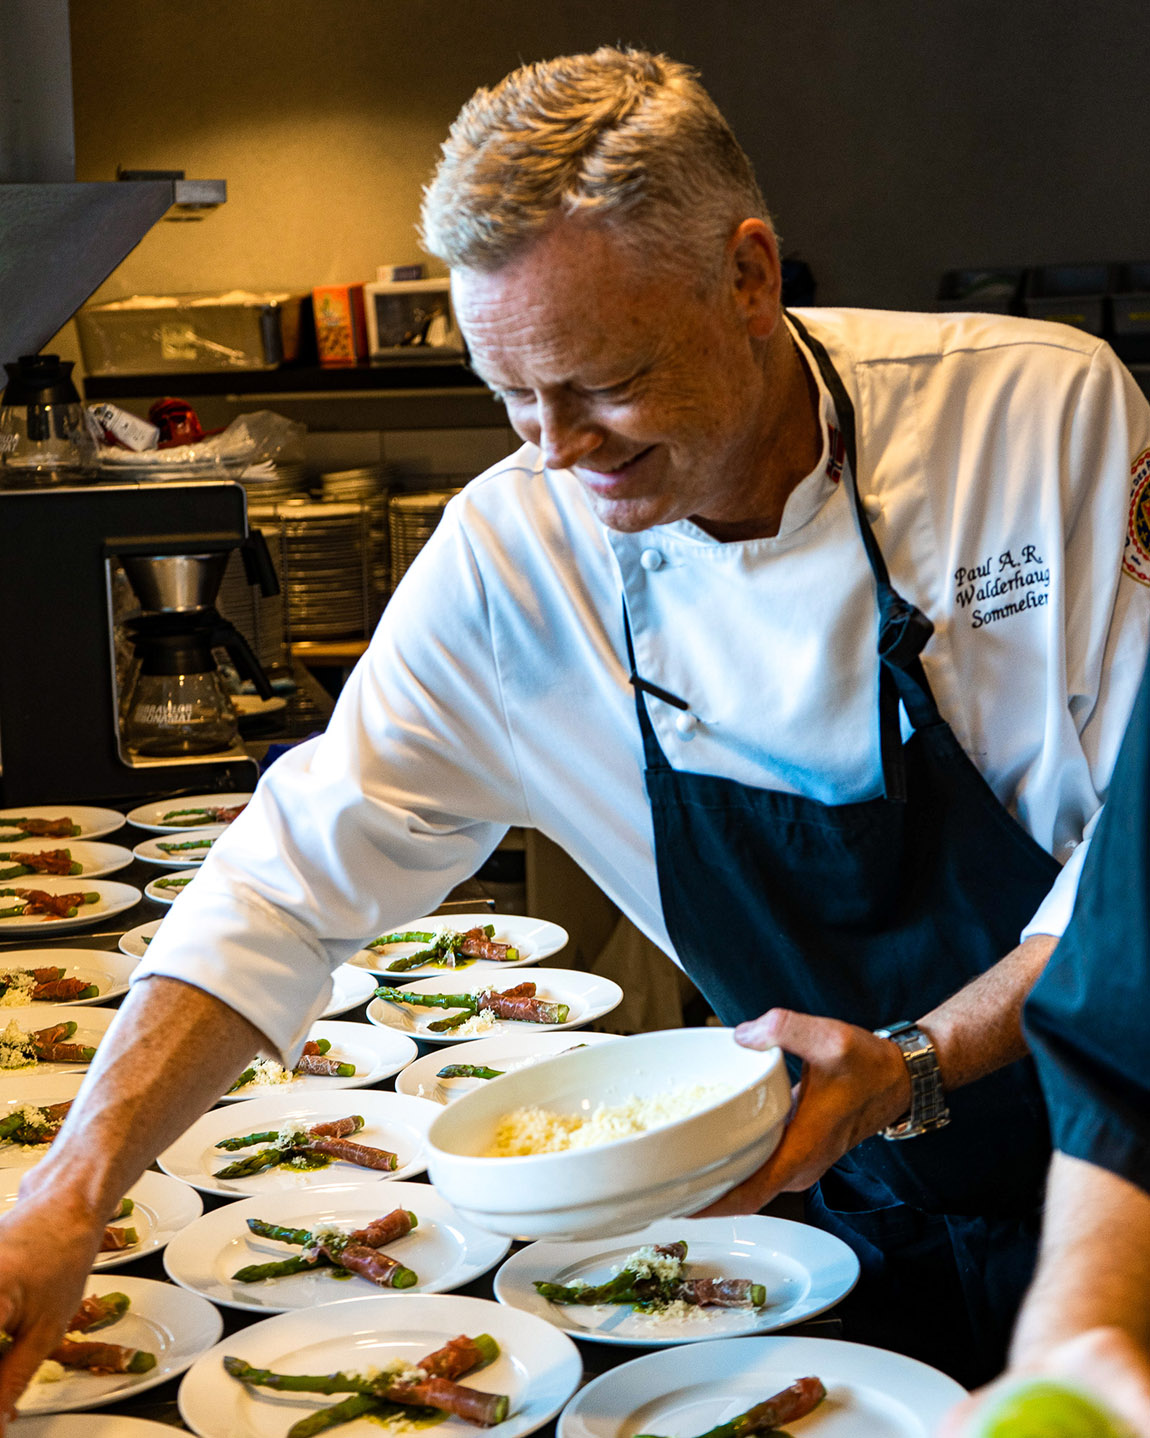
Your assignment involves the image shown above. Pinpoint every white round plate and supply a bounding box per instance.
[0,1069,87,1167]
[558,1334,967,1438]
[367,966,623,1045]
[164,1178,510,1312]
[396,1030,624,1104]
[494,1215,860,1346]
[0,806,126,842]
[0,947,138,1006]
[355,911,569,982]
[178,1291,581,1438]
[126,793,252,833]
[0,1166,201,1267]
[220,1020,417,1101]
[119,918,162,958]
[144,868,199,905]
[11,1414,184,1437]
[0,877,141,934]
[14,1274,221,1416]
[323,962,378,1018]
[0,1004,117,1094]
[0,840,133,879]
[157,1089,440,1197]
[132,824,228,867]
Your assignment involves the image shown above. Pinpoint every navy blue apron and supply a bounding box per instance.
[629,315,1060,1387]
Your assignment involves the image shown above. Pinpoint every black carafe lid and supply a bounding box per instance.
[1,354,81,407]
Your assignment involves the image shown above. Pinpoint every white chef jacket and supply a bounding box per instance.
[135,309,1150,1060]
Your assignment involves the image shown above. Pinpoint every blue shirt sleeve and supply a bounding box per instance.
[1024,645,1150,1193]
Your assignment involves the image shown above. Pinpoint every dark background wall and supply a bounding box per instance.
[64,0,1147,315]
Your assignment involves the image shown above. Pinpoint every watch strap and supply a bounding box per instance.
[874,1020,950,1140]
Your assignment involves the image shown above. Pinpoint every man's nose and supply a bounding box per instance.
[538,399,601,472]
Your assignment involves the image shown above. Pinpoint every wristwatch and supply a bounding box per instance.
[873,1020,951,1140]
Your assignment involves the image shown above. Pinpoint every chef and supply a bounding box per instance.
[1,45,1149,1418]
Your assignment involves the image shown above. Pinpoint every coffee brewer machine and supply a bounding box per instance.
[0,478,278,805]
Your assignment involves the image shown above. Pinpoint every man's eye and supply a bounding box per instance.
[494,389,533,405]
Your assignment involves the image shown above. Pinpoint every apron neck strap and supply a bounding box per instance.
[786,313,944,776]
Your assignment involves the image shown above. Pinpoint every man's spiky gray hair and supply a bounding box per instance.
[419,46,774,278]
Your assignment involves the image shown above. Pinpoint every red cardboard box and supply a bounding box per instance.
[312,284,368,365]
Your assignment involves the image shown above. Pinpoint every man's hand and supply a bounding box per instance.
[0,976,268,1430]
[697,1008,911,1215]
[939,1328,1150,1436]
[0,1177,104,1422]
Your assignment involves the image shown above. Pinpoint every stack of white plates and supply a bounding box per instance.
[320,466,392,620]
[250,500,371,640]
[239,459,309,503]
[388,487,461,593]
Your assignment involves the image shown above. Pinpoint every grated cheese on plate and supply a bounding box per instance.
[450,1008,499,1038]
[0,1021,35,1070]
[240,1056,294,1089]
[0,971,35,1007]
[485,1083,734,1156]
[631,1298,713,1326]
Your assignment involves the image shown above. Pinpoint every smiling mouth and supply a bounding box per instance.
[578,447,655,486]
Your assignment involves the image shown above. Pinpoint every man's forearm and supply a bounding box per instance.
[1012,1153,1150,1362]
[918,933,1057,1091]
[16,974,266,1218]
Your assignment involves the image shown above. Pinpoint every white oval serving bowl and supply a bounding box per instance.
[426,1027,791,1241]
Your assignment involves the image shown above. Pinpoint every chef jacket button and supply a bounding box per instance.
[640,548,664,571]
[863,494,883,521]
[675,711,699,740]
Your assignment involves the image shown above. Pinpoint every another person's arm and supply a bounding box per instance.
[0,977,264,1426]
[940,1153,1150,1436]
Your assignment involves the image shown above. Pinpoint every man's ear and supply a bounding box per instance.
[730,219,782,340]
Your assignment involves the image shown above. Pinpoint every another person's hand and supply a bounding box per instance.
[939,1328,1150,1436]
[0,1168,105,1430]
[697,1007,911,1215]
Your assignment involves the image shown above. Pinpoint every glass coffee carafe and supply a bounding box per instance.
[0,354,95,486]
[121,616,242,757]
[118,551,277,759]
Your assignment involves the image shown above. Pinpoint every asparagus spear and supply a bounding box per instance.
[288,1393,401,1438]
[634,1377,827,1438]
[224,1066,257,1095]
[437,1063,505,1079]
[214,1146,289,1179]
[216,1116,364,1151]
[156,837,214,853]
[380,989,479,1012]
[233,1253,329,1282]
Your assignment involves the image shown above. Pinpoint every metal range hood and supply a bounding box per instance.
[0,179,178,360]
[0,0,225,361]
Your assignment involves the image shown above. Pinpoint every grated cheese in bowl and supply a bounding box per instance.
[485,1083,734,1157]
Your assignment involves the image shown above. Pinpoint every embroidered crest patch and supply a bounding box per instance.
[1123,447,1150,588]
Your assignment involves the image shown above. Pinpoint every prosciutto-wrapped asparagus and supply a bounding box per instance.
[370,924,520,972]
[384,979,569,1027]
[0,848,81,878]
[535,1240,767,1312]
[213,1114,397,1179]
[634,1377,826,1438]
[224,1331,508,1427]
[234,1207,419,1286]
